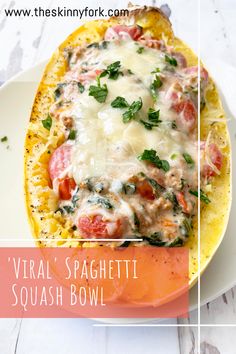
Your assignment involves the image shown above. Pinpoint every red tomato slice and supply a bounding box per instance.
[58,177,76,200]
[78,69,103,84]
[136,179,156,200]
[203,143,223,178]
[105,25,142,41]
[78,215,122,239]
[172,99,197,132]
[49,143,72,182]
[176,192,189,214]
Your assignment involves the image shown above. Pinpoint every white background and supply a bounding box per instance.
[0,0,236,353]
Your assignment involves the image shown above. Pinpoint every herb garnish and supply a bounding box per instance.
[143,232,166,246]
[111,96,129,108]
[71,193,79,208]
[140,108,162,129]
[143,233,184,247]
[137,47,144,54]
[179,218,192,237]
[148,108,161,123]
[101,41,108,49]
[111,96,143,123]
[138,149,170,172]
[88,195,113,209]
[151,68,161,74]
[165,54,178,67]
[100,61,122,80]
[77,82,85,93]
[140,120,157,130]
[150,75,163,98]
[68,129,76,140]
[1,136,8,142]
[54,83,65,100]
[42,115,52,131]
[183,153,194,166]
[189,189,211,204]
[89,77,108,103]
[122,98,143,123]
[148,178,165,195]
[164,191,180,212]
[168,237,184,247]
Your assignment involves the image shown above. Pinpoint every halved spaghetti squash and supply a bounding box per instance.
[24,6,231,285]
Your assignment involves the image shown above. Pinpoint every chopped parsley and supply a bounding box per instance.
[179,218,192,237]
[71,193,79,208]
[143,233,184,247]
[150,75,163,98]
[160,160,170,172]
[127,69,134,75]
[68,129,76,140]
[111,95,145,116]
[54,83,65,100]
[148,178,165,194]
[100,61,122,80]
[140,120,157,130]
[168,237,184,247]
[165,54,178,67]
[111,96,129,108]
[101,41,109,49]
[164,191,180,212]
[89,78,108,103]
[77,82,85,93]
[189,189,211,204]
[63,205,74,214]
[42,115,52,131]
[148,108,160,122]
[137,47,144,54]
[122,98,143,123]
[140,108,162,130]
[88,195,113,209]
[183,153,194,166]
[143,232,166,247]
[1,136,8,142]
[138,149,170,172]
[151,67,161,74]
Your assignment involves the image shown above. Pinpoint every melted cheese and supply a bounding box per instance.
[64,40,196,183]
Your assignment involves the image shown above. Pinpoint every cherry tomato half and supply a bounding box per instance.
[78,214,122,239]
[105,25,142,41]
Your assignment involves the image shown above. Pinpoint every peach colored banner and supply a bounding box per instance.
[0,247,189,318]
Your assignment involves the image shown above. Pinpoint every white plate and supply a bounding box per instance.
[0,61,235,320]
